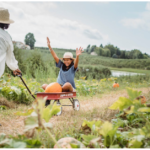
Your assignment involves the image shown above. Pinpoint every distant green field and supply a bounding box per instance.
[21,47,150,75]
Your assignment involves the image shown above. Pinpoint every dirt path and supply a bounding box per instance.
[0,87,150,136]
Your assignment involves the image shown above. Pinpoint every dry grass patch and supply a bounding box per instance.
[0,104,30,136]
[0,97,17,109]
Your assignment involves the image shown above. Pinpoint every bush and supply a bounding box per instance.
[25,51,48,78]
[5,46,27,74]
[75,65,111,80]
[147,66,150,70]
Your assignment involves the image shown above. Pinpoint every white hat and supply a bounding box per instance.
[0,7,14,24]
[62,52,75,60]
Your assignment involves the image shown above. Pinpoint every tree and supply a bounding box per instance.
[138,52,144,59]
[90,45,97,53]
[86,44,90,53]
[100,44,103,48]
[120,50,126,59]
[87,44,90,49]
[112,54,118,58]
[104,44,116,57]
[95,47,103,56]
[25,33,36,49]
[115,47,121,56]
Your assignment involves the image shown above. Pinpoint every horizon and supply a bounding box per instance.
[1,1,150,54]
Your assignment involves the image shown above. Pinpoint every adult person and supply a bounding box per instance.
[0,8,21,126]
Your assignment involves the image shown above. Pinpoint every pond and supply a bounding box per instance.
[111,70,145,77]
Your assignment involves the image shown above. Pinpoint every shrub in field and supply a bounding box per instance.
[0,74,43,104]
[26,52,48,78]
[75,65,111,80]
[147,66,150,70]
[5,46,27,74]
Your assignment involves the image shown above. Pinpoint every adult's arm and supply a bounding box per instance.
[0,38,7,77]
[47,37,59,64]
[5,41,21,76]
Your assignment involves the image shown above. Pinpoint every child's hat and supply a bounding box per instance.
[61,52,75,60]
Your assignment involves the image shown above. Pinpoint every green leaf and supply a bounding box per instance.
[24,116,38,132]
[110,144,120,148]
[125,106,135,114]
[138,107,150,112]
[0,138,26,148]
[8,140,26,148]
[43,122,53,129]
[109,97,133,111]
[99,121,118,138]
[99,121,113,137]
[42,103,61,122]
[0,105,7,110]
[126,88,142,101]
[70,143,80,148]
[0,138,11,146]
[112,118,129,128]
[81,120,102,134]
[132,135,145,142]
[128,139,142,148]
[81,134,98,146]
[25,139,41,148]
[10,86,21,95]
[15,108,34,116]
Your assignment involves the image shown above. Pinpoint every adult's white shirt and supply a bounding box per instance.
[0,28,18,77]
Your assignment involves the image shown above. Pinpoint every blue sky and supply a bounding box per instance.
[1,1,150,54]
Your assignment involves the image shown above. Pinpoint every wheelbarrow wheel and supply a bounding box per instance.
[45,100,51,107]
[73,99,80,111]
[55,100,62,116]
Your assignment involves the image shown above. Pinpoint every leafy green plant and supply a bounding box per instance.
[0,97,61,148]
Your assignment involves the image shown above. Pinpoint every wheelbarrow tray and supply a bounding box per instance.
[36,92,76,100]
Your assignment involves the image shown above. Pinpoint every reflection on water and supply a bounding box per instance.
[111,70,145,77]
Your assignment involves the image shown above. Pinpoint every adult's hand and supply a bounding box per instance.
[13,69,21,76]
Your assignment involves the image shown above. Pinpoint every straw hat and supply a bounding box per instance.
[61,52,75,61]
[0,7,14,24]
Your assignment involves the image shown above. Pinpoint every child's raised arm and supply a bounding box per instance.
[47,37,59,64]
[74,47,84,69]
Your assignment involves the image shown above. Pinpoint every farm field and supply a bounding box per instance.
[1,1,150,148]
[0,72,150,148]
[1,47,150,148]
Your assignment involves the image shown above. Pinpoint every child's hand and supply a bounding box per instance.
[47,37,51,48]
[76,47,84,56]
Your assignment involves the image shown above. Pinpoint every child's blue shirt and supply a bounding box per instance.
[56,59,77,89]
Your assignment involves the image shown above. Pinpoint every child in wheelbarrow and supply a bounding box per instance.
[42,37,84,92]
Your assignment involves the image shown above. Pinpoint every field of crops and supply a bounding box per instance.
[0,72,150,148]
[0,46,150,148]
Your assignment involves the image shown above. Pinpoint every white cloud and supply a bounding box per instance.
[121,18,144,28]
[121,2,150,31]
[0,2,108,49]
[146,2,150,10]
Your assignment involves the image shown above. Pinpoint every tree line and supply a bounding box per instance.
[85,44,150,59]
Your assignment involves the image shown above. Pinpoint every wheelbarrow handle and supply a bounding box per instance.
[11,71,22,77]
[12,72,36,100]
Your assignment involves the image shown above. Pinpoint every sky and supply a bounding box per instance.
[0,1,150,54]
